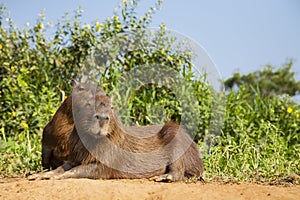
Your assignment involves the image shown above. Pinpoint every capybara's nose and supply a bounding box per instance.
[94,114,109,121]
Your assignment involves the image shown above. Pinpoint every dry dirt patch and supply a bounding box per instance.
[0,178,299,200]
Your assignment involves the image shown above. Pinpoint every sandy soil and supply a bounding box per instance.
[0,179,299,200]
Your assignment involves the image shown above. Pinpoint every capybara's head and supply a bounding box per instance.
[71,80,113,138]
[89,94,113,137]
[71,79,105,107]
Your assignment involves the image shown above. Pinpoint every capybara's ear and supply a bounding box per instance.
[70,79,78,88]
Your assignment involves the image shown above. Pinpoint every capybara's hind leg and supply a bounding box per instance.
[149,171,183,182]
[149,173,174,182]
[150,161,184,182]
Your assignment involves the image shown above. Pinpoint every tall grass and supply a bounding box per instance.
[0,129,42,177]
[204,87,300,184]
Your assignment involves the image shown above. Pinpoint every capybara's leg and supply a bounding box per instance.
[41,145,52,170]
[51,163,107,180]
[150,160,184,182]
[149,173,173,182]
[27,162,73,180]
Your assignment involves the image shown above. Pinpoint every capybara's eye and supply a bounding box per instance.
[78,86,85,91]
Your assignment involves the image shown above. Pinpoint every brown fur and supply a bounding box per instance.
[34,82,204,182]
[41,81,105,170]
[42,95,73,169]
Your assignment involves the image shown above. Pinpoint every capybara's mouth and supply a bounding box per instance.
[86,127,101,136]
[89,129,106,138]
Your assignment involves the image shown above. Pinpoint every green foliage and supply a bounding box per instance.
[0,1,299,184]
[224,60,300,97]
[204,87,300,183]
[0,128,42,177]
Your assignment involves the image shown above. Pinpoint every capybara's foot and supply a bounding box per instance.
[27,172,51,181]
[149,174,173,182]
[27,173,42,181]
[27,169,64,181]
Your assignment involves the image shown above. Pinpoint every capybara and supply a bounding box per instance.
[31,81,204,182]
[41,80,105,170]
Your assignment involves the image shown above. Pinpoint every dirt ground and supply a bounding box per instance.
[0,178,299,200]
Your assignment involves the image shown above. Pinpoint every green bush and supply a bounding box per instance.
[0,1,299,184]
[204,86,300,183]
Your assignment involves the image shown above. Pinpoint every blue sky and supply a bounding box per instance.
[2,0,300,80]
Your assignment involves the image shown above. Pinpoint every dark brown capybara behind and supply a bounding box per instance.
[41,94,73,170]
[41,80,106,170]
[32,81,204,182]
